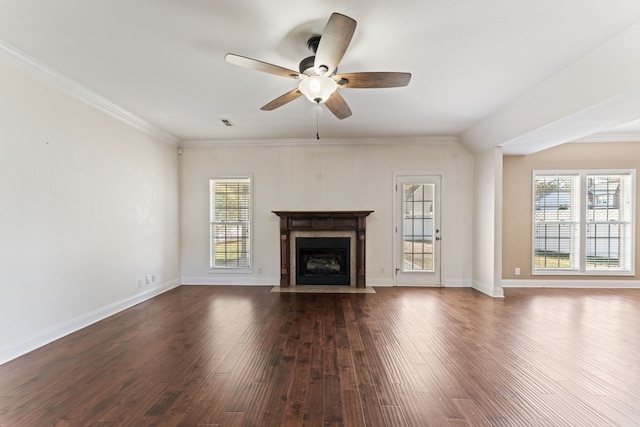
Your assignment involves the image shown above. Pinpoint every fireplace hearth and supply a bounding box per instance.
[272,211,373,288]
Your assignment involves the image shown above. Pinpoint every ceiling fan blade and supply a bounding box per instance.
[314,13,356,76]
[335,72,412,88]
[260,88,303,111]
[225,54,302,79]
[324,91,352,120]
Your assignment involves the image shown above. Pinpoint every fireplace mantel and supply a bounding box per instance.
[272,211,373,288]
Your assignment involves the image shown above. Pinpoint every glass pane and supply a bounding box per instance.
[402,183,434,272]
[213,224,250,267]
[533,222,575,269]
[586,223,621,269]
[534,176,574,222]
[587,175,621,221]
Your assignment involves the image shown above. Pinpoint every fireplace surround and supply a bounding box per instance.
[272,211,373,288]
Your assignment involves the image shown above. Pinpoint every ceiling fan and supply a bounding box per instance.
[224,12,411,120]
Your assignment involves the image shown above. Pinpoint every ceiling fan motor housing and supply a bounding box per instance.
[307,35,321,53]
[299,55,316,75]
[299,35,332,76]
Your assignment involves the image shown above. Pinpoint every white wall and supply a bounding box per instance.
[472,147,504,297]
[180,140,474,287]
[0,59,181,363]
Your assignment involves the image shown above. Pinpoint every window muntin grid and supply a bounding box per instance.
[210,178,251,269]
[402,183,434,272]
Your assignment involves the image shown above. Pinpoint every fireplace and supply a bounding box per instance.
[296,237,350,285]
[272,211,373,288]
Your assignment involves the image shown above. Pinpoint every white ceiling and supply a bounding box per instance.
[1,0,640,154]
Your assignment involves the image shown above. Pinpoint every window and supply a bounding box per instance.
[209,177,251,270]
[533,170,635,275]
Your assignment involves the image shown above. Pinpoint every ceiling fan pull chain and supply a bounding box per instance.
[316,106,321,140]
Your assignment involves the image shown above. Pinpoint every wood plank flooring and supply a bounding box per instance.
[1,286,640,426]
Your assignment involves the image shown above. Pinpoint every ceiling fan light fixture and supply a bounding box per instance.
[225,13,410,119]
[298,75,337,104]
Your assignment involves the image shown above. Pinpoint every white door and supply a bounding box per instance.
[394,175,441,286]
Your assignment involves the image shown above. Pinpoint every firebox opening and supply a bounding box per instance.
[296,237,350,285]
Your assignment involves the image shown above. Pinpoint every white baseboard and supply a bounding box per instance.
[502,279,640,288]
[181,276,277,286]
[442,278,472,287]
[0,279,181,366]
[366,277,394,287]
[332,278,472,288]
[366,278,472,288]
[183,276,397,287]
[472,280,505,298]
[183,276,395,287]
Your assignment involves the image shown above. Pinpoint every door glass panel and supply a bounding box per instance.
[402,183,434,272]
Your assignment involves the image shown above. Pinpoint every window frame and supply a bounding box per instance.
[209,176,252,273]
[532,169,635,276]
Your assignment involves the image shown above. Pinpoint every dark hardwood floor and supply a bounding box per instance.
[1,286,640,426]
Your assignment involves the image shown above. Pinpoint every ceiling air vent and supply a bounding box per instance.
[220,118,235,127]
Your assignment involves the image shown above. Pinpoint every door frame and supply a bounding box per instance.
[393,173,442,287]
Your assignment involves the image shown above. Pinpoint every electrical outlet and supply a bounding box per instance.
[515,267,521,276]
[146,275,152,284]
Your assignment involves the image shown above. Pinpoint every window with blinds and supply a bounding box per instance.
[209,177,251,270]
[533,170,635,275]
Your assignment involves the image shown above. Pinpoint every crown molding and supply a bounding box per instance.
[179,135,460,149]
[0,40,180,145]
